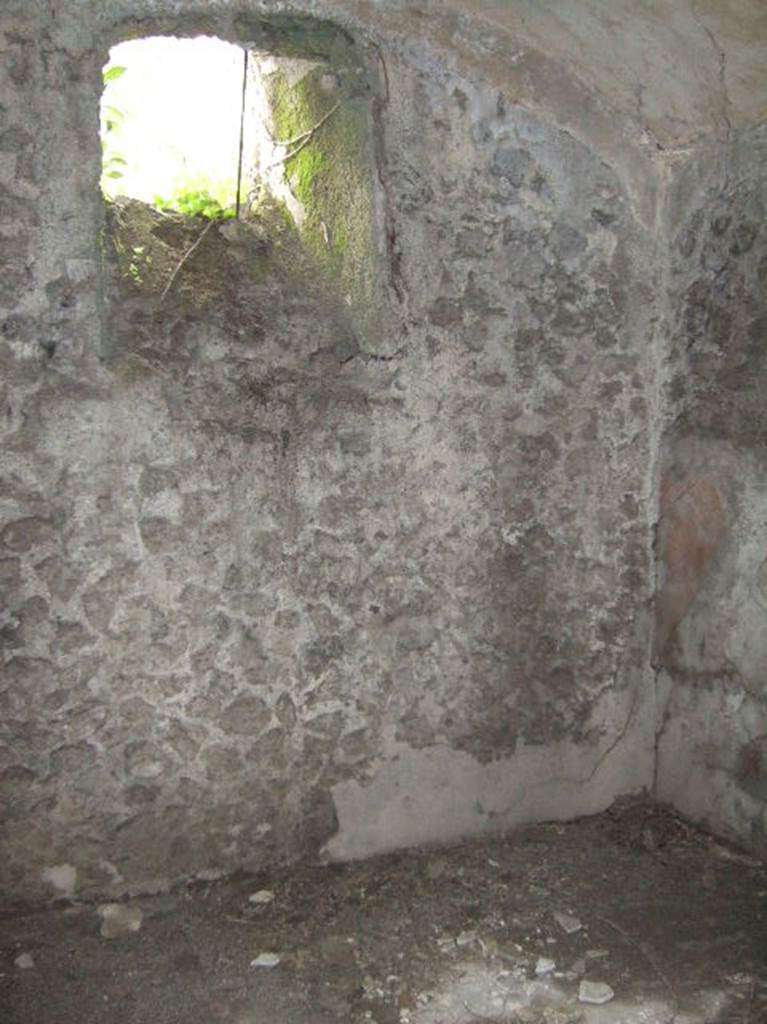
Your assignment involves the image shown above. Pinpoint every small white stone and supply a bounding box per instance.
[456,930,477,947]
[98,903,143,939]
[553,910,583,934]
[535,956,556,976]
[248,889,275,905]
[42,864,77,897]
[250,952,281,968]
[15,953,35,969]
[579,980,615,1005]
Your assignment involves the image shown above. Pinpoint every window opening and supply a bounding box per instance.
[98,26,388,352]
[100,36,250,220]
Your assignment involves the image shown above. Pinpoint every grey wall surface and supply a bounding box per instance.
[655,126,767,855]
[0,0,763,903]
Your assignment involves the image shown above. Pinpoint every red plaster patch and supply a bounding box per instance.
[654,472,726,659]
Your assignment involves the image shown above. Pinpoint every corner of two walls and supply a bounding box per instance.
[654,124,767,855]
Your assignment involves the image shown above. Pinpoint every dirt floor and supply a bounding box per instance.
[1,800,765,1024]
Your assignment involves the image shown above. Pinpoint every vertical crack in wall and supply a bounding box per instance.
[690,2,732,144]
[645,135,683,796]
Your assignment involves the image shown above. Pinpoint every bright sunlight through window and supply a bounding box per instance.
[100,37,247,218]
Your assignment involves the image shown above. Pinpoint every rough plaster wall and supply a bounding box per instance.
[656,126,767,854]
[1,0,664,903]
[325,51,661,860]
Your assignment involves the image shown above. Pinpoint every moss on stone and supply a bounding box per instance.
[289,145,327,207]
[331,219,348,261]
[264,62,383,350]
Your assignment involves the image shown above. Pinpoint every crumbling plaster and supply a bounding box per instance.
[0,0,765,903]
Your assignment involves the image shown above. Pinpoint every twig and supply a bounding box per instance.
[160,220,215,303]
[598,915,677,1013]
[462,1001,497,1022]
[742,963,755,1024]
[273,101,341,149]
[265,101,341,171]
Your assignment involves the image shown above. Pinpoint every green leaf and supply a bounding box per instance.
[103,65,127,84]
[150,181,236,221]
[104,105,126,123]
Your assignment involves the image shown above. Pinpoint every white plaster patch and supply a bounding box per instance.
[41,863,77,897]
[323,686,655,862]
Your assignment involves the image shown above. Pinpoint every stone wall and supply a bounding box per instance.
[655,125,767,855]
[3,0,763,904]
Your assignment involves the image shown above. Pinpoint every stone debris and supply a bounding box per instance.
[579,980,615,1004]
[98,903,143,939]
[41,864,78,898]
[642,827,657,852]
[553,910,583,934]
[14,952,35,969]
[248,889,275,905]
[250,952,281,968]
[455,930,477,948]
[535,956,556,976]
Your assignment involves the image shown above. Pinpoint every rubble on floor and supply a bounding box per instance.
[1,801,765,1024]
